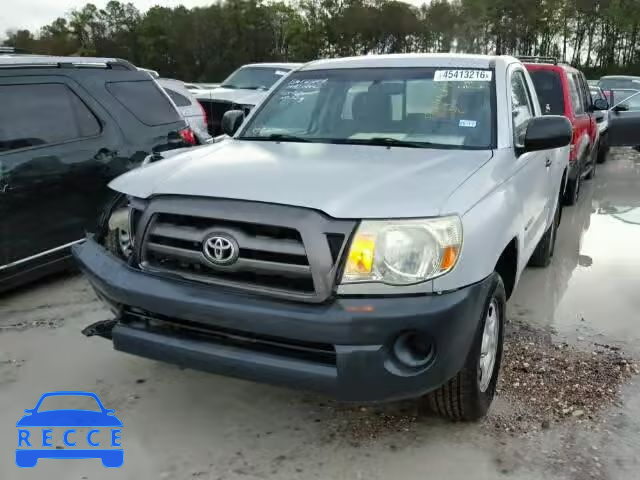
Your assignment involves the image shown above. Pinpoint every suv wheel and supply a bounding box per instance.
[597,135,608,164]
[425,273,505,421]
[585,150,597,180]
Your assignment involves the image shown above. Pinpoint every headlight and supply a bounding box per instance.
[104,202,135,260]
[341,216,462,285]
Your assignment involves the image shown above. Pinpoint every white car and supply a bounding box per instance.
[75,54,572,420]
[195,63,301,136]
[157,78,212,144]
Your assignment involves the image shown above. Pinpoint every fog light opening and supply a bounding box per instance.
[393,331,434,368]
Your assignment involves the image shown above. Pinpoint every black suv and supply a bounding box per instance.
[0,56,194,291]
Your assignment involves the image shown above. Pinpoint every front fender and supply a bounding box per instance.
[434,149,523,292]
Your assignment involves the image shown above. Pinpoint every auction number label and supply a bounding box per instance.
[434,70,493,82]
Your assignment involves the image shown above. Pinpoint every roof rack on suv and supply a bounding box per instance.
[518,56,558,65]
[0,45,29,54]
[0,55,137,71]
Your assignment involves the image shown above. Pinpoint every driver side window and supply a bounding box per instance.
[511,71,534,148]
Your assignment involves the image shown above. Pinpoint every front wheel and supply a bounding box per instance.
[424,273,506,421]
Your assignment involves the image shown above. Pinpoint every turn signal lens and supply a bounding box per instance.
[440,245,460,272]
[345,234,376,275]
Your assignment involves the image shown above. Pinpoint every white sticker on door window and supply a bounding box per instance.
[434,70,492,82]
[459,119,477,128]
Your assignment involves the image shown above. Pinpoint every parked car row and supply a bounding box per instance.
[194,62,301,136]
[4,52,640,423]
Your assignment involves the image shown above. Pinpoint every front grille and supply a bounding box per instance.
[144,213,315,294]
[198,100,252,136]
[122,309,337,366]
[136,197,356,302]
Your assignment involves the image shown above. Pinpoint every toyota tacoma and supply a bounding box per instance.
[74,54,572,420]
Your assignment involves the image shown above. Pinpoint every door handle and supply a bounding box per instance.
[545,158,552,168]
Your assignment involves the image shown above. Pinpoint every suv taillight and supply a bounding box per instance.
[569,127,578,162]
[179,127,197,146]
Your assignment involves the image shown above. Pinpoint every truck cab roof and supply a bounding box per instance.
[302,53,519,72]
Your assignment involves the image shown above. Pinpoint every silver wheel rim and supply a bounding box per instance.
[478,299,500,392]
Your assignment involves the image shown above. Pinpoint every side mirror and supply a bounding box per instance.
[523,115,572,153]
[221,110,245,136]
[593,98,609,111]
[612,103,630,113]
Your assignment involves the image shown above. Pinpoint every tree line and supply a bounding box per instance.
[3,0,640,82]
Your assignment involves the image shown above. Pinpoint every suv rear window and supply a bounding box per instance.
[0,83,101,152]
[107,80,181,126]
[164,88,192,107]
[528,70,565,115]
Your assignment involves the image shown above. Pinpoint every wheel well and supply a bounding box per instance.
[495,238,518,300]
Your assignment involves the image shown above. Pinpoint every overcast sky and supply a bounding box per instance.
[1,0,425,39]
[1,1,214,37]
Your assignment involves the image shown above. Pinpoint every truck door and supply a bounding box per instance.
[608,90,640,146]
[510,68,550,258]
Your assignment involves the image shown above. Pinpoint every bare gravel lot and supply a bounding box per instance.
[2,149,640,480]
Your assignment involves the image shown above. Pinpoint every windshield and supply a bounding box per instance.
[239,67,495,149]
[611,89,640,110]
[589,87,604,101]
[221,67,291,90]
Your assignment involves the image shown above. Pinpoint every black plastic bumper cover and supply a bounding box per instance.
[73,239,492,402]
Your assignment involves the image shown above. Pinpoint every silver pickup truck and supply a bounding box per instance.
[74,54,574,420]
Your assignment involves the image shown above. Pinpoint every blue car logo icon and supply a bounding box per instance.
[16,391,123,468]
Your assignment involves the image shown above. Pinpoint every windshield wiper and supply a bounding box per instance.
[362,137,435,148]
[219,84,236,89]
[242,133,312,143]
[328,137,435,148]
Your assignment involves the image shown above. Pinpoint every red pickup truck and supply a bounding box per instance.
[524,59,600,205]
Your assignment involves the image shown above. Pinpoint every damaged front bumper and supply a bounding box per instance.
[73,238,490,402]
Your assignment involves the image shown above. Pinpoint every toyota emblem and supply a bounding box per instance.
[202,233,239,266]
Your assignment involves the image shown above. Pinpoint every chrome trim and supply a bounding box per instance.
[0,239,84,271]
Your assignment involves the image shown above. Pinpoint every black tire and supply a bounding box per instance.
[425,273,506,421]
[563,172,580,206]
[528,202,560,267]
[597,135,608,164]
[585,150,596,180]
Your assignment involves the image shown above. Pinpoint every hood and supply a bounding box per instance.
[195,87,268,106]
[110,141,493,219]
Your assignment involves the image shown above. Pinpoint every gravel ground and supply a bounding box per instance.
[493,320,636,434]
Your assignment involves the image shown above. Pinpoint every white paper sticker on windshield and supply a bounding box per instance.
[459,119,477,128]
[275,70,287,76]
[434,70,492,82]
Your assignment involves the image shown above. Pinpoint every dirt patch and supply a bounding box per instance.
[317,403,419,444]
[0,318,64,332]
[490,320,636,434]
